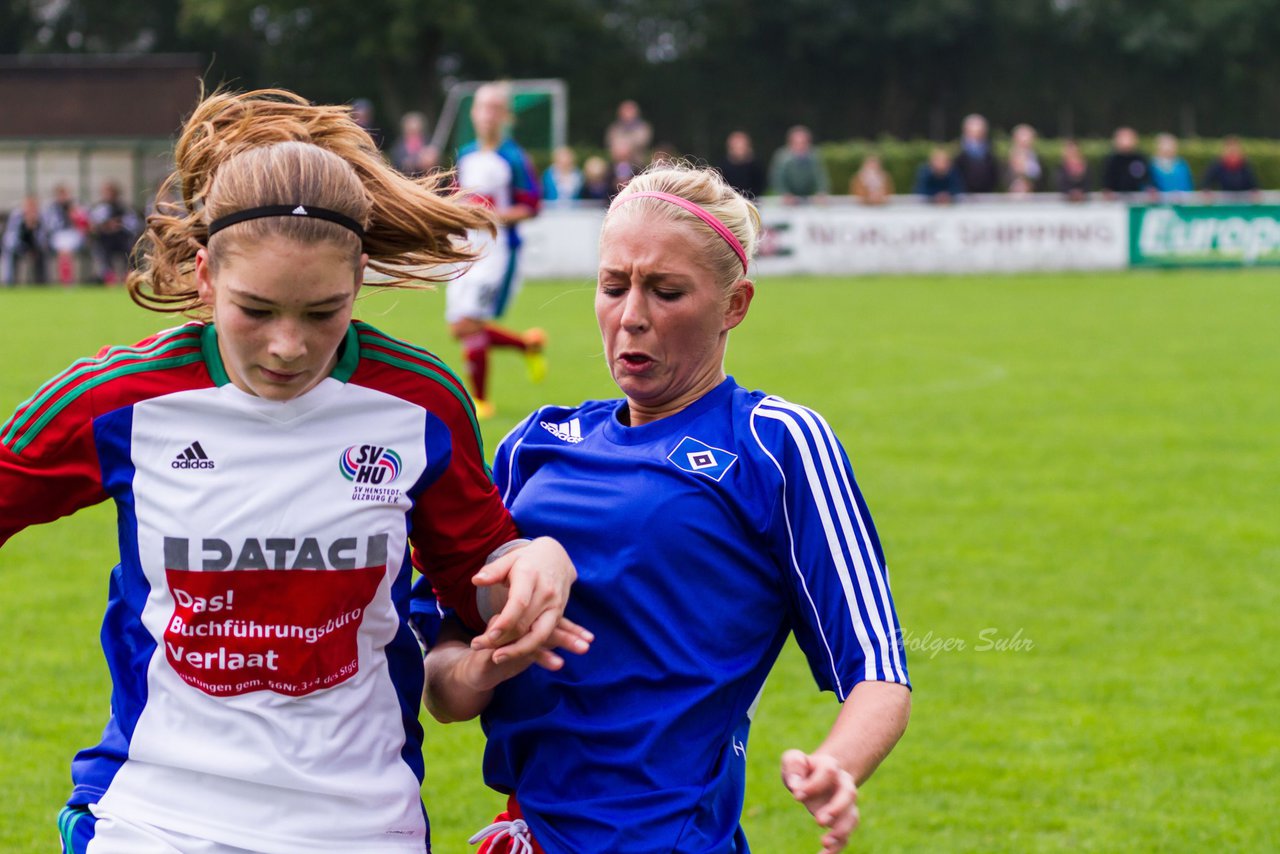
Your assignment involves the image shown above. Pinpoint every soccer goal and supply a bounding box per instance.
[430,78,568,157]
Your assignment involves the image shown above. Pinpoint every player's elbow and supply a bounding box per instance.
[423,698,465,725]
[884,681,912,736]
[422,686,484,725]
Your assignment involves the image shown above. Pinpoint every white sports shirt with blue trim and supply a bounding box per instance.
[478,376,910,853]
[0,321,517,852]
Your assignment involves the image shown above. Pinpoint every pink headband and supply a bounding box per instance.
[612,190,749,274]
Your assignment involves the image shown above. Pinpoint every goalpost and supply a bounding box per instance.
[430,78,568,156]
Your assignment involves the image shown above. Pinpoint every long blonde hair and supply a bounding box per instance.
[128,88,493,315]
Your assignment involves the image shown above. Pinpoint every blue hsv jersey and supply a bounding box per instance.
[479,377,910,853]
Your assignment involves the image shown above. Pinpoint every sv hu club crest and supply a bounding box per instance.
[340,445,403,485]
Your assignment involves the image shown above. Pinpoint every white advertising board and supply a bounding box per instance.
[518,206,607,280]
[517,200,1131,279]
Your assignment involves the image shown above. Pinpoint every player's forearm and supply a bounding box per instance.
[814,681,911,785]
[498,205,535,226]
[423,636,496,723]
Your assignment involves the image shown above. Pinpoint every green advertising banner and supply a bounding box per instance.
[1130,204,1280,267]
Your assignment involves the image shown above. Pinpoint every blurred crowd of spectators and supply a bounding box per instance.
[1,181,141,287]
[705,111,1262,208]
[808,115,1259,206]
[374,98,1267,210]
[479,100,1264,208]
[1,101,1270,286]
[903,115,1261,206]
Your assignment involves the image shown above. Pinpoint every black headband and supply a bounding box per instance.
[206,204,365,240]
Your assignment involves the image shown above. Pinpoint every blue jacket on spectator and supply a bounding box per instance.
[914,164,964,201]
[542,165,584,205]
[1151,157,1193,193]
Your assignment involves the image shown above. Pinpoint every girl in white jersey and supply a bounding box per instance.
[0,88,588,854]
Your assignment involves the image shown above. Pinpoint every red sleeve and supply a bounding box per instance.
[512,150,542,215]
[352,328,519,633]
[2,324,210,548]
[0,376,107,547]
[409,399,518,633]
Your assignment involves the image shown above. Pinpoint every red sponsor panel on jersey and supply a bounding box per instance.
[163,566,383,697]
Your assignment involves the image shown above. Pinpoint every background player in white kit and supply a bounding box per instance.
[448,82,547,419]
[0,88,588,854]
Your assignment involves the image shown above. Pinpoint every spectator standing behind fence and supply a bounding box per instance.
[915,147,964,205]
[1202,136,1261,199]
[850,154,894,204]
[389,112,440,178]
[1101,127,1152,197]
[769,125,830,204]
[542,146,584,205]
[609,137,639,196]
[1006,124,1041,194]
[579,156,612,202]
[1150,133,1193,198]
[2,195,50,286]
[42,184,87,285]
[605,100,653,165]
[88,182,141,285]
[351,97,384,150]
[955,114,999,194]
[717,130,766,199]
[1006,151,1034,196]
[1056,140,1092,202]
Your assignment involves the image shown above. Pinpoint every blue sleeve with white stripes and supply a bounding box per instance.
[492,409,543,506]
[752,400,910,699]
[491,431,516,504]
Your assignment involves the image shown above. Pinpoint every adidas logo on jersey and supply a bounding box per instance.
[540,417,584,444]
[173,441,215,469]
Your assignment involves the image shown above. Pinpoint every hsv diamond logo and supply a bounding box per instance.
[340,444,402,485]
[667,436,738,482]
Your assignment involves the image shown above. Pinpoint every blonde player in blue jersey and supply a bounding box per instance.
[0,88,589,854]
[448,82,547,419]
[422,162,911,853]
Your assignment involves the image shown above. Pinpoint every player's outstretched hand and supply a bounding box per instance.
[781,749,859,854]
[471,536,577,663]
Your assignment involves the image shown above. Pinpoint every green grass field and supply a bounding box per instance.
[1,271,1276,852]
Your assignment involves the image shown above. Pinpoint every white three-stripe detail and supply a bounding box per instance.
[755,398,904,684]
[750,407,847,700]
[805,404,907,682]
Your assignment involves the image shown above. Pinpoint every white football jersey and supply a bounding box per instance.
[1,321,516,852]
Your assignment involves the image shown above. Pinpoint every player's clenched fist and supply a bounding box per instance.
[781,749,860,854]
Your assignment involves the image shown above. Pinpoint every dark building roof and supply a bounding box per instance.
[0,54,204,138]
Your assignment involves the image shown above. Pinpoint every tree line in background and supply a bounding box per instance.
[4,0,1280,156]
